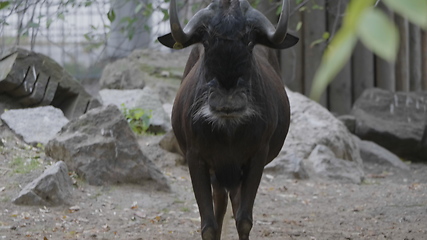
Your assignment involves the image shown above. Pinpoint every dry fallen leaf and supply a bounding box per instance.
[131,201,138,210]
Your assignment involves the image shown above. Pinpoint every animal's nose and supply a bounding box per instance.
[216,106,234,114]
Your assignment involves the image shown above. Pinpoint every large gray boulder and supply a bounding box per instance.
[45,104,170,191]
[0,48,101,119]
[99,88,171,133]
[266,90,364,183]
[352,88,427,162]
[0,106,69,145]
[13,161,73,206]
[356,137,410,170]
[99,58,146,90]
[307,145,363,183]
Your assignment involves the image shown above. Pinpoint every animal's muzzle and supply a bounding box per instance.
[208,89,248,118]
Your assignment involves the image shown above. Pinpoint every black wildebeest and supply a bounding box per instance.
[158,0,298,239]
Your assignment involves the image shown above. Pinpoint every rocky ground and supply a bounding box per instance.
[1,121,426,240]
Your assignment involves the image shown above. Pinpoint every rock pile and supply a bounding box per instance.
[266,90,364,183]
[45,104,170,191]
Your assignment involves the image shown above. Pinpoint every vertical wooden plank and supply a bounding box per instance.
[303,0,327,106]
[394,15,410,92]
[327,0,352,114]
[375,2,395,91]
[409,23,422,91]
[281,0,303,93]
[352,41,374,100]
[422,30,427,90]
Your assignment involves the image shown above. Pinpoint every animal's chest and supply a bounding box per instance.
[192,121,267,165]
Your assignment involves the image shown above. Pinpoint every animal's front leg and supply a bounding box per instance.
[235,149,268,240]
[187,154,218,240]
[212,178,228,239]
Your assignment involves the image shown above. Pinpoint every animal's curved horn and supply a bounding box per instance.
[242,0,289,44]
[169,0,216,45]
[271,0,289,44]
[169,0,187,44]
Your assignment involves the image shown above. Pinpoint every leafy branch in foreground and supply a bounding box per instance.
[310,0,427,101]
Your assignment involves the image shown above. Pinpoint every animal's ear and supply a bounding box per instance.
[157,33,176,49]
[158,33,201,49]
[257,32,299,50]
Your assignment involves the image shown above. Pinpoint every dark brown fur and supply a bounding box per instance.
[159,1,298,239]
[172,45,290,240]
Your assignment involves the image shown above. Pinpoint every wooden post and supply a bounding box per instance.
[409,24,422,91]
[394,15,410,92]
[352,41,374,100]
[422,30,427,90]
[375,2,395,91]
[327,0,352,114]
[303,0,327,106]
[281,0,303,93]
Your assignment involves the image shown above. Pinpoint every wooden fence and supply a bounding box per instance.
[279,0,427,115]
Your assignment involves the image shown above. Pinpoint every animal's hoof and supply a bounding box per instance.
[237,219,252,240]
[202,226,216,240]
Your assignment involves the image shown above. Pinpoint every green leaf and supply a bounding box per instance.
[276,5,282,16]
[310,29,357,101]
[133,109,145,120]
[57,13,65,21]
[310,38,326,48]
[322,31,330,40]
[119,16,133,24]
[46,18,53,28]
[0,1,10,10]
[143,3,153,17]
[383,0,427,29]
[342,0,375,29]
[296,21,302,31]
[27,22,40,29]
[135,3,143,14]
[83,33,92,41]
[309,32,329,47]
[312,4,323,10]
[357,8,398,62]
[107,9,115,22]
[162,9,170,21]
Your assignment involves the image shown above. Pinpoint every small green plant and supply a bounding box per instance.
[121,104,152,135]
[9,157,42,174]
[180,207,190,213]
[36,142,45,151]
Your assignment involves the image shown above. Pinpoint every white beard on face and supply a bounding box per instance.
[192,102,259,130]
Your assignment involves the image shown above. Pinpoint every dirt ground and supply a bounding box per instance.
[0,120,426,240]
[1,48,426,240]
